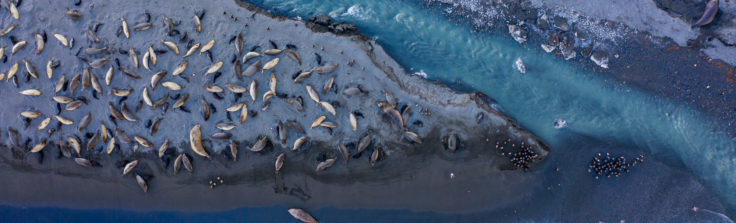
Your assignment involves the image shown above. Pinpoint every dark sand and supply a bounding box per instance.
[0,0,549,212]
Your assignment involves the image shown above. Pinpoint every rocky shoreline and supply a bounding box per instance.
[422,0,736,134]
[0,0,549,211]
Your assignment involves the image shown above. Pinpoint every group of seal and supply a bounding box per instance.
[587,153,645,179]
[7,1,366,192]
[0,0,553,221]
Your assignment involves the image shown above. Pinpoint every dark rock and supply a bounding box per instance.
[508,24,527,44]
[310,15,331,26]
[553,16,570,32]
[580,45,593,58]
[536,14,550,30]
[590,50,609,69]
[520,7,538,24]
[307,15,359,35]
[330,23,357,33]
[574,30,589,41]
[558,32,576,60]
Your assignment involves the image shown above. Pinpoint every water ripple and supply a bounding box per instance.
[251,0,736,213]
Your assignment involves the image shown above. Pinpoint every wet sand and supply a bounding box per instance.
[0,0,548,212]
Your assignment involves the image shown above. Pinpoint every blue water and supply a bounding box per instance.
[244,0,736,214]
[6,0,736,221]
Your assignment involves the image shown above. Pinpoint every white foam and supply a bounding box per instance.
[342,4,371,21]
[413,70,428,79]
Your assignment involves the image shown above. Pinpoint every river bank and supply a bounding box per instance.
[424,0,736,135]
[247,0,736,220]
[0,0,549,213]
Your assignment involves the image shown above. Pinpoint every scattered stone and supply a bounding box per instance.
[536,14,550,29]
[308,15,358,35]
[508,24,527,44]
[514,57,526,74]
[311,15,330,26]
[552,16,570,32]
[580,45,593,58]
[541,44,555,53]
[561,47,576,60]
[573,30,589,41]
[590,51,610,69]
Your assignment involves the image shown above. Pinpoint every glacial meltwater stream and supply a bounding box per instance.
[244,0,736,219]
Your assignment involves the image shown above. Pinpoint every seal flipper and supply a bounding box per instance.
[692,0,719,27]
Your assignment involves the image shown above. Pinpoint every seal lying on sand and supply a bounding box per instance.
[0,0,550,212]
[693,0,719,27]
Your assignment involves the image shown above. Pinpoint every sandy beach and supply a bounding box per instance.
[0,0,549,212]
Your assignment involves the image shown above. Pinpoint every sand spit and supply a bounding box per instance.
[0,0,548,212]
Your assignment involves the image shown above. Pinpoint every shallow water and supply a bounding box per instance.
[246,0,736,217]
[3,0,736,221]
